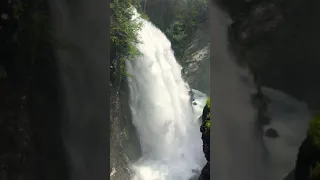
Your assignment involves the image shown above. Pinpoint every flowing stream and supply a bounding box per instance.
[125,11,206,180]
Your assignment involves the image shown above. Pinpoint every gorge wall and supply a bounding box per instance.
[216,0,320,110]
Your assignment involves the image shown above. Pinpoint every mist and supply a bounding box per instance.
[48,0,109,180]
[210,2,270,180]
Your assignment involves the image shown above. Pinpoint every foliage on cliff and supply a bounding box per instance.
[164,0,209,60]
[294,114,320,180]
[201,97,210,122]
[142,0,209,61]
[307,114,320,148]
[165,9,199,59]
[200,97,210,157]
[199,97,210,180]
[110,0,149,85]
[206,97,210,109]
[309,163,320,180]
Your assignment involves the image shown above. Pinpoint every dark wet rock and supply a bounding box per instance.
[218,0,320,109]
[198,162,210,180]
[265,128,279,138]
[233,3,283,44]
[213,0,320,178]
[198,98,210,180]
[294,115,320,180]
[200,110,210,161]
[201,103,210,123]
[294,137,320,180]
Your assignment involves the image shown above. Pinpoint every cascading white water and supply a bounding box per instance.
[210,3,270,180]
[125,11,206,180]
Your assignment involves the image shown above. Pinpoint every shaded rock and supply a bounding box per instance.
[199,98,210,179]
[220,0,320,110]
[294,137,320,180]
[198,162,210,180]
[265,128,279,138]
[200,108,210,161]
[201,99,210,123]
[238,3,283,42]
[309,163,320,180]
[193,102,197,105]
[294,115,320,180]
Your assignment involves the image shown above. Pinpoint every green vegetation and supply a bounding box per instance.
[206,97,210,109]
[165,15,195,59]
[205,97,210,119]
[206,112,210,119]
[294,114,320,180]
[110,0,147,85]
[309,163,320,180]
[201,97,210,134]
[200,119,210,134]
[307,114,320,148]
[201,97,210,122]
[110,0,209,83]
[205,120,210,128]
[164,0,209,60]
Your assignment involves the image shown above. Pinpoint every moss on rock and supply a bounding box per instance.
[294,114,320,180]
[309,162,320,180]
[206,97,210,109]
[202,97,210,122]
[307,114,320,148]
[199,97,210,180]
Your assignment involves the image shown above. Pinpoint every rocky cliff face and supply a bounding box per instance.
[143,0,210,95]
[214,1,320,179]
[216,0,320,109]
[198,98,210,180]
[109,74,142,180]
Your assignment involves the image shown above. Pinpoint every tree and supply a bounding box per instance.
[164,0,209,60]
[110,0,143,86]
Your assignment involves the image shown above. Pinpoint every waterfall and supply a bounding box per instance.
[126,11,206,180]
[210,2,270,180]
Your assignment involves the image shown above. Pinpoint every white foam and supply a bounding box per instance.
[126,11,206,180]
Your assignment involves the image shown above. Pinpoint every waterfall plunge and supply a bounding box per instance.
[126,12,206,180]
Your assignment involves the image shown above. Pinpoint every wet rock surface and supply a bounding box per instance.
[218,0,320,109]
[198,162,210,180]
[198,100,210,180]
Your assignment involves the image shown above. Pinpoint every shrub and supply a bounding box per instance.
[110,0,145,85]
[309,163,320,180]
[307,114,320,148]
[206,97,210,109]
